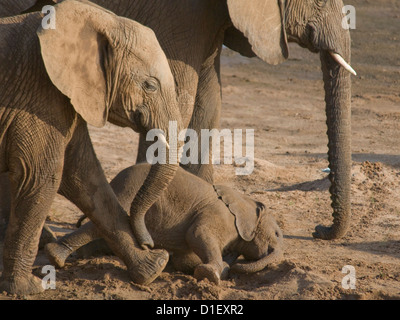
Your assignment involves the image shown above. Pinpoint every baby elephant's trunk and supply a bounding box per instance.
[231,246,283,274]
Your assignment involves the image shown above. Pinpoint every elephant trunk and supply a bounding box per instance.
[313,48,352,240]
[231,247,283,274]
[130,164,178,248]
[130,114,183,249]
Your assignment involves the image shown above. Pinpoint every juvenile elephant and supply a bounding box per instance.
[45,163,284,284]
[0,0,183,295]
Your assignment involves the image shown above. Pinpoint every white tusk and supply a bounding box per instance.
[158,133,170,149]
[329,52,357,76]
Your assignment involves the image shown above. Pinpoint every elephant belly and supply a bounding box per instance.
[147,223,192,253]
[145,205,192,253]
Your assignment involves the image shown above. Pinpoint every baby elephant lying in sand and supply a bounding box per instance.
[46,164,283,283]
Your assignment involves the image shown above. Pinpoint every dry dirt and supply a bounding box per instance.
[1,0,399,300]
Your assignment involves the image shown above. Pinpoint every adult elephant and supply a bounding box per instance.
[0,0,182,294]
[2,0,356,242]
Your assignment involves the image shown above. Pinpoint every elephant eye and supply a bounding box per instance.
[134,107,149,129]
[134,109,145,127]
[134,109,142,124]
[143,78,159,93]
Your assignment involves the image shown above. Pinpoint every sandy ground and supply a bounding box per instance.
[1,0,399,300]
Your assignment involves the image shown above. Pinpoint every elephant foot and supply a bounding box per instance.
[128,249,169,285]
[45,242,72,268]
[220,262,230,280]
[194,264,220,284]
[0,273,44,296]
[313,225,338,240]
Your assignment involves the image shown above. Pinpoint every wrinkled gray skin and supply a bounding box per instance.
[1,0,354,246]
[46,164,284,284]
[0,0,36,17]
[0,173,57,247]
[0,0,183,295]
[0,173,10,241]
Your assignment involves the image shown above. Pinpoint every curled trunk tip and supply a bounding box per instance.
[231,249,283,274]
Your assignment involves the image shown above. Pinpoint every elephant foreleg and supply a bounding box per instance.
[186,213,228,284]
[184,49,223,184]
[0,150,64,295]
[137,50,223,183]
[58,120,168,285]
[0,173,56,246]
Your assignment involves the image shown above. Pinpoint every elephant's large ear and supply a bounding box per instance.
[227,0,288,65]
[214,185,263,241]
[37,0,117,127]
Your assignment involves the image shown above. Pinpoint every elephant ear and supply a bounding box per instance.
[227,0,288,65]
[37,0,117,127]
[223,26,257,58]
[214,185,263,242]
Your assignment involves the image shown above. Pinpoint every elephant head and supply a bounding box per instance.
[226,0,355,239]
[214,185,283,273]
[37,0,183,247]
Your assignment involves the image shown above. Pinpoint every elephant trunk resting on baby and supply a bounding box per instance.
[46,163,283,283]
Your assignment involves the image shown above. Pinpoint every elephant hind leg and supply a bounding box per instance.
[0,173,57,246]
[45,220,102,268]
[0,157,64,295]
[183,49,223,184]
